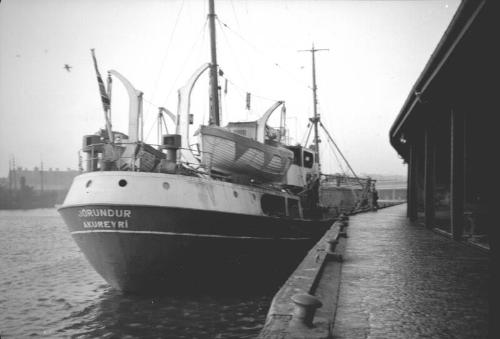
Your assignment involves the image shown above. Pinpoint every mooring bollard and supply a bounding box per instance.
[326,238,343,262]
[338,227,348,238]
[339,221,348,231]
[327,238,338,252]
[291,293,322,328]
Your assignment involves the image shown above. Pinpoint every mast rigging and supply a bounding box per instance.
[208,0,220,126]
[299,44,329,166]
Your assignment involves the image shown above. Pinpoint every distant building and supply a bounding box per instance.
[367,174,407,201]
[7,167,79,191]
[0,167,80,208]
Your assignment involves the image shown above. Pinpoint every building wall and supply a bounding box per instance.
[388,1,496,335]
[389,0,495,241]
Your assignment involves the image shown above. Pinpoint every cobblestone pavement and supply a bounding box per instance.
[332,204,489,339]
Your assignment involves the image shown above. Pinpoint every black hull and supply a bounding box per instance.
[59,205,333,294]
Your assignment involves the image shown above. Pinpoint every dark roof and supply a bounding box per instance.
[389,0,492,158]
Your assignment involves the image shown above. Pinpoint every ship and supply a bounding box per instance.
[58,0,375,293]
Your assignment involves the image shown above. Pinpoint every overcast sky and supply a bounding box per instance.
[0,0,460,177]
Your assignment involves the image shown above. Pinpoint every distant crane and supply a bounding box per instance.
[64,64,72,72]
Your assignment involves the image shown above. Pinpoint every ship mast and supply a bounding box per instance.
[299,44,328,165]
[208,0,220,126]
[40,160,44,193]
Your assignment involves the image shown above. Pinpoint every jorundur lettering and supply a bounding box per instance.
[78,208,132,218]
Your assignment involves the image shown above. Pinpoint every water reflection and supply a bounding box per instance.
[0,209,272,338]
[58,288,271,338]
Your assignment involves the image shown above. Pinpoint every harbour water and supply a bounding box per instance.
[0,209,271,338]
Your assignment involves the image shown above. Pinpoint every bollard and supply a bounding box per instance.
[327,238,338,252]
[338,229,348,238]
[326,238,343,262]
[326,238,343,261]
[291,293,322,328]
[328,252,343,262]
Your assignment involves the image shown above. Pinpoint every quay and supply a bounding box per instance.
[261,1,496,337]
[259,203,490,338]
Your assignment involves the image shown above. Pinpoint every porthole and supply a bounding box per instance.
[233,191,238,198]
[85,180,92,188]
[118,179,127,187]
[163,182,170,190]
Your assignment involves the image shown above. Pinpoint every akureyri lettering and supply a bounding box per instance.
[83,220,129,229]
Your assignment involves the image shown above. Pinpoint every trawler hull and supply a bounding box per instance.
[58,172,333,293]
[59,204,332,293]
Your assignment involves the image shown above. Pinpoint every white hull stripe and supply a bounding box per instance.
[71,229,311,240]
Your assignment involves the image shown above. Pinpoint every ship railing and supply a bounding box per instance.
[82,141,163,172]
[80,141,220,177]
[185,147,233,181]
[177,147,215,176]
[320,173,378,210]
[180,147,247,182]
[80,141,280,182]
[321,174,373,188]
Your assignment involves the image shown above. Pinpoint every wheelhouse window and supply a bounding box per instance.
[287,146,303,166]
[303,151,314,168]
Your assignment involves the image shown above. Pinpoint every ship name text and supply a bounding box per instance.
[78,208,132,218]
[78,208,132,229]
[82,220,129,229]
